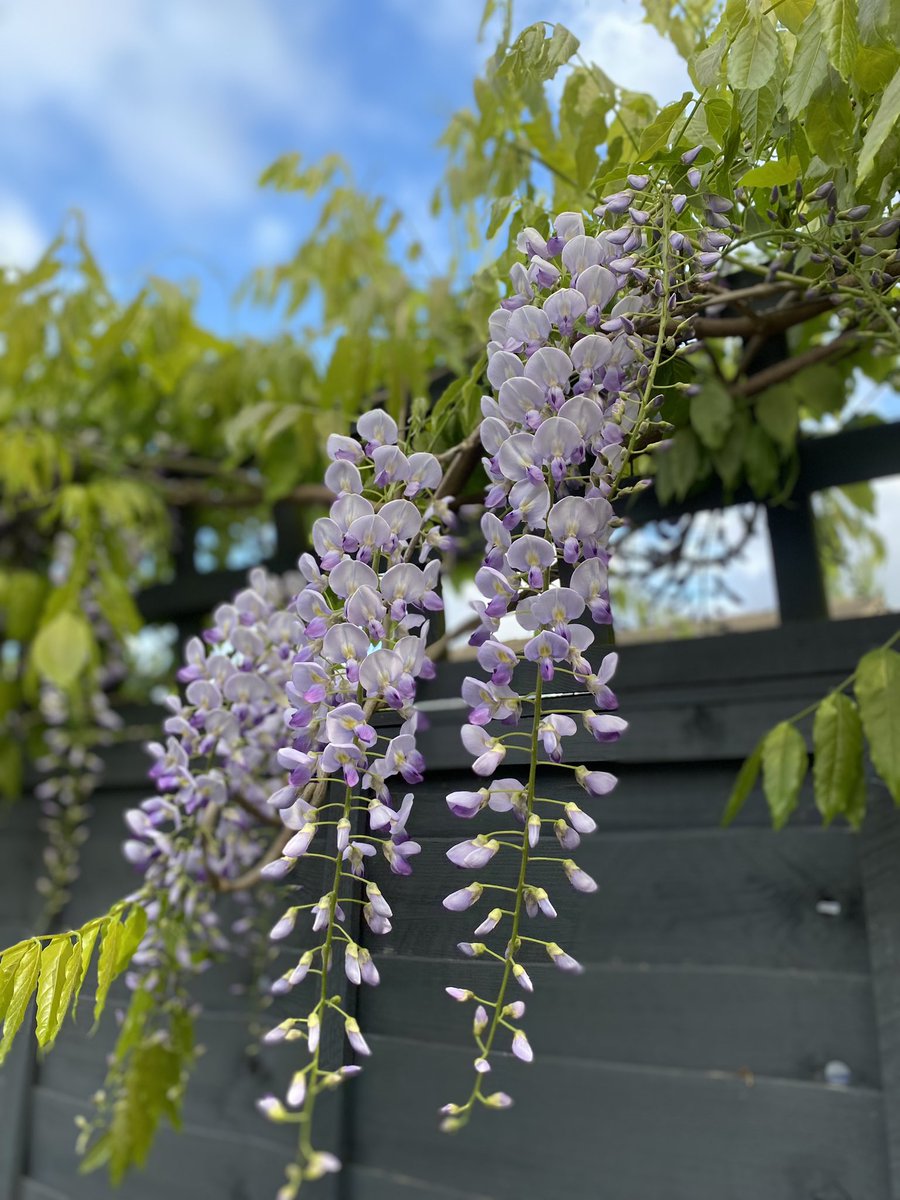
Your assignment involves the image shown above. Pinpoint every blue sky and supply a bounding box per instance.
[1,0,896,617]
[0,0,691,336]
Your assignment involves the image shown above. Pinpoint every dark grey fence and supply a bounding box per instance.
[2,612,899,1200]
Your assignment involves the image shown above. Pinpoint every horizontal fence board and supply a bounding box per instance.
[346,1165,494,1200]
[366,828,867,972]
[409,764,828,838]
[424,614,898,698]
[417,683,846,767]
[25,1088,326,1200]
[351,1036,890,1200]
[358,958,880,1086]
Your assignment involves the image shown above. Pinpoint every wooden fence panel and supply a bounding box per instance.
[0,614,896,1199]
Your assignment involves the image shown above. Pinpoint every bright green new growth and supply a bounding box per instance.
[723,635,900,829]
[0,899,147,1063]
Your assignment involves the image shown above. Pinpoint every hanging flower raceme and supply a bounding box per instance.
[441,173,727,1128]
[122,566,303,984]
[255,411,453,1198]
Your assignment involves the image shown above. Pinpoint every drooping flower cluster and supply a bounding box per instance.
[253,411,454,1197]
[441,166,726,1124]
[122,567,303,981]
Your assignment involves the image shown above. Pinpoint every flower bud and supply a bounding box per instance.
[484,1091,514,1109]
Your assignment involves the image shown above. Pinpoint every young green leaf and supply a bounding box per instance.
[813,693,865,824]
[727,4,779,90]
[722,741,764,826]
[0,943,28,1022]
[784,6,829,118]
[820,0,860,80]
[74,921,102,1020]
[0,939,41,1063]
[93,916,124,1027]
[31,610,94,689]
[762,721,809,830]
[117,905,148,974]
[35,936,74,1049]
[47,934,84,1049]
[855,646,900,802]
[858,64,900,181]
[690,381,734,450]
[638,93,692,158]
[740,156,802,187]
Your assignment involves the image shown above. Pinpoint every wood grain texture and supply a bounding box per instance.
[359,958,880,1085]
[861,794,900,1200]
[349,1037,891,1200]
[366,827,868,971]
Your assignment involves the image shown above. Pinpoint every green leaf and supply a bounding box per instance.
[722,741,763,826]
[694,37,727,87]
[117,905,148,973]
[740,156,802,187]
[727,4,779,90]
[858,64,900,180]
[655,428,701,503]
[738,81,777,153]
[821,0,860,79]
[35,937,74,1049]
[31,610,94,689]
[0,939,41,1063]
[813,693,866,823]
[755,386,800,455]
[744,425,780,495]
[784,6,830,117]
[48,934,83,1048]
[779,0,816,33]
[2,569,48,641]
[0,944,28,1021]
[93,917,124,1027]
[638,93,692,158]
[690,381,734,450]
[855,647,900,801]
[762,722,809,830]
[0,737,23,802]
[75,921,102,1019]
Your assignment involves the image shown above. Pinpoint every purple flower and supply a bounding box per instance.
[446,788,488,818]
[511,1030,533,1062]
[446,836,500,870]
[563,859,599,893]
[583,712,628,742]
[538,713,576,761]
[461,724,507,776]
[547,942,584,973]
[443,883,484,911]
[524,630,570,681]
[476,639,519,686]
[575,765,617,796]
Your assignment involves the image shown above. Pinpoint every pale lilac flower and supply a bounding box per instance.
[575,765,617,796]
[511,1030,533,1062]
[563,860,599,893]
[473,908,503,936]
[538,714,576,761]
[447,836,500,869]
[547,943,584,973]
[461,724,507,775]
[583,712,628,742]
[443,883,484,911]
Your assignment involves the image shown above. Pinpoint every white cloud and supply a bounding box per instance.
[556,0,691,103]
[0,193,47,267]
[249,214,295,264]
[0,0,344,215]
